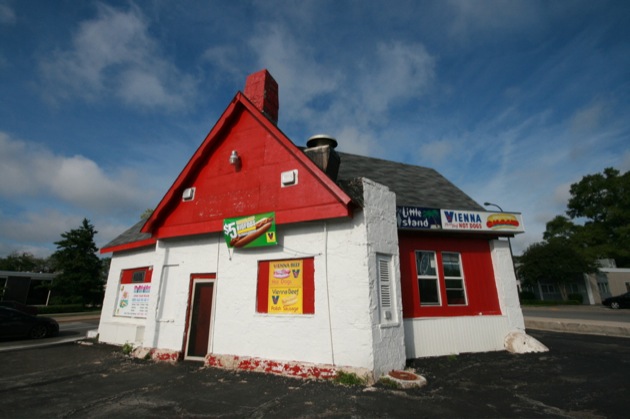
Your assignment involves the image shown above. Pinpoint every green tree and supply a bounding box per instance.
[518,239,597,301]
[50,219,103,306]
[544,167,630,266]
[0,251,51,272]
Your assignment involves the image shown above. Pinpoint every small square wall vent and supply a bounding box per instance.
[182,187,195,201]
[281,170,298,187]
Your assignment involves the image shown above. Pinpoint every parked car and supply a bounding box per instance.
[0,300,38,315]
[602,292,630,309]
[0,307,59,340]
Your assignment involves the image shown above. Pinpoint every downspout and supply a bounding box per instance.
[323,221,336,366]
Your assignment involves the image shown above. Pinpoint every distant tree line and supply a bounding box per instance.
[0,218,110,307]
[518,167,629,300]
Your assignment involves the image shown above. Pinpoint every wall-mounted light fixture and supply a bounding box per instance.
[229,150,240,167]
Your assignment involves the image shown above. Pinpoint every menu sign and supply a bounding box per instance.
[268,259,303,314]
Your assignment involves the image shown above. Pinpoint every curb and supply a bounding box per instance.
[51,314,101,323]
[525,318,630,338]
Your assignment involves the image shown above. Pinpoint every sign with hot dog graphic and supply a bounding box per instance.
[268,259,303,314]
[223,212,277,248]
[440,209,525,233]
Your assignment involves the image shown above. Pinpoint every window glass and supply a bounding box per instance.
[416,251,440,305]
[442,252,467,306]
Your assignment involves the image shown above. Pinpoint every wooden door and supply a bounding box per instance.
[185,279,214,359]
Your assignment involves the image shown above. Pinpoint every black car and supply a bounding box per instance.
[0,306,59,339]
[602,292,630,309]
[0,300,38,315]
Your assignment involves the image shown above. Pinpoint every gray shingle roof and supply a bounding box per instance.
[102,220,151,251]
[337,152,484,211]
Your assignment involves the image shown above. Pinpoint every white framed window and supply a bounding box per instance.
[416,251,440,306]
[376,253,397,324]
[442,252,467,306]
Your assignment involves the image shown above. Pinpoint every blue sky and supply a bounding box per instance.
[1,0,629,258]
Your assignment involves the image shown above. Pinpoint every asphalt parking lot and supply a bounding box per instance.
[0,330,628,418]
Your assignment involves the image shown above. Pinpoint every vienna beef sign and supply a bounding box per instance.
[440,209,525,233]
[397,205,525,234]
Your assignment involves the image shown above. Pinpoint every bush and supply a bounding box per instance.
[519,291,536,301]
[568,293,584,304]
[333,371,367,386]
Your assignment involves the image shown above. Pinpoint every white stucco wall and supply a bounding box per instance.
[99,178,405,375]
[101,179,522,370]
[98,246,157,345]
[489,239,525,331]
[361,179,406,377]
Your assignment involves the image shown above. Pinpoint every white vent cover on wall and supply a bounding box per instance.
[182,187,195,201]
[377,253,397,325]
[281,170,298,187]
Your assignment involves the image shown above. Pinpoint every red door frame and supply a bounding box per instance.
[183,273,216,360]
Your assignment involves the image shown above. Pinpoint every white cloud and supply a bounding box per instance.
[418,139,454,165]
[38,3,196,111]
[446,0,544,39]
[0,209,80,244]
[553,182,572,206]
[0,132,152,214]
[570,101,605,134]
[0,1,15,25]
[247,22,435,156]
[358,42,435,115]
[249,24,341,121]
[334,126,382,157]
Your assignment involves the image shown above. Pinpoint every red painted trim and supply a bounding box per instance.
[399,233,501,318]
[205,354,338,380]
[182,273,216,357]
[151,205,352,240]
[100,238,157,254]
[120,266,153,284]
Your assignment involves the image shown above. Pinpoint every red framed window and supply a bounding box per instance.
[415,251,468,306]
[400,234,500,318]
[256,258,315,314]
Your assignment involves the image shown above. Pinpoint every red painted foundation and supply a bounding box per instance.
[205,354,340,380]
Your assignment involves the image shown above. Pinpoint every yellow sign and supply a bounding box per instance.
[268,259,303,314]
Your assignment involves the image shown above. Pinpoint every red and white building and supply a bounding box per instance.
[98,70,533,380]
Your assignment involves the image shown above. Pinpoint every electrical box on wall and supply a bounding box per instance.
[281,170,298,187]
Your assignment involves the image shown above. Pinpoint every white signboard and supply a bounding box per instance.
[115,283,151,318]
[440,209,525,233]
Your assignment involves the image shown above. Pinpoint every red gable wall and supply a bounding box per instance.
[144,94,352,240]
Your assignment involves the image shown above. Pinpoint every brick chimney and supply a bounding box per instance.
[244,69,279,124]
